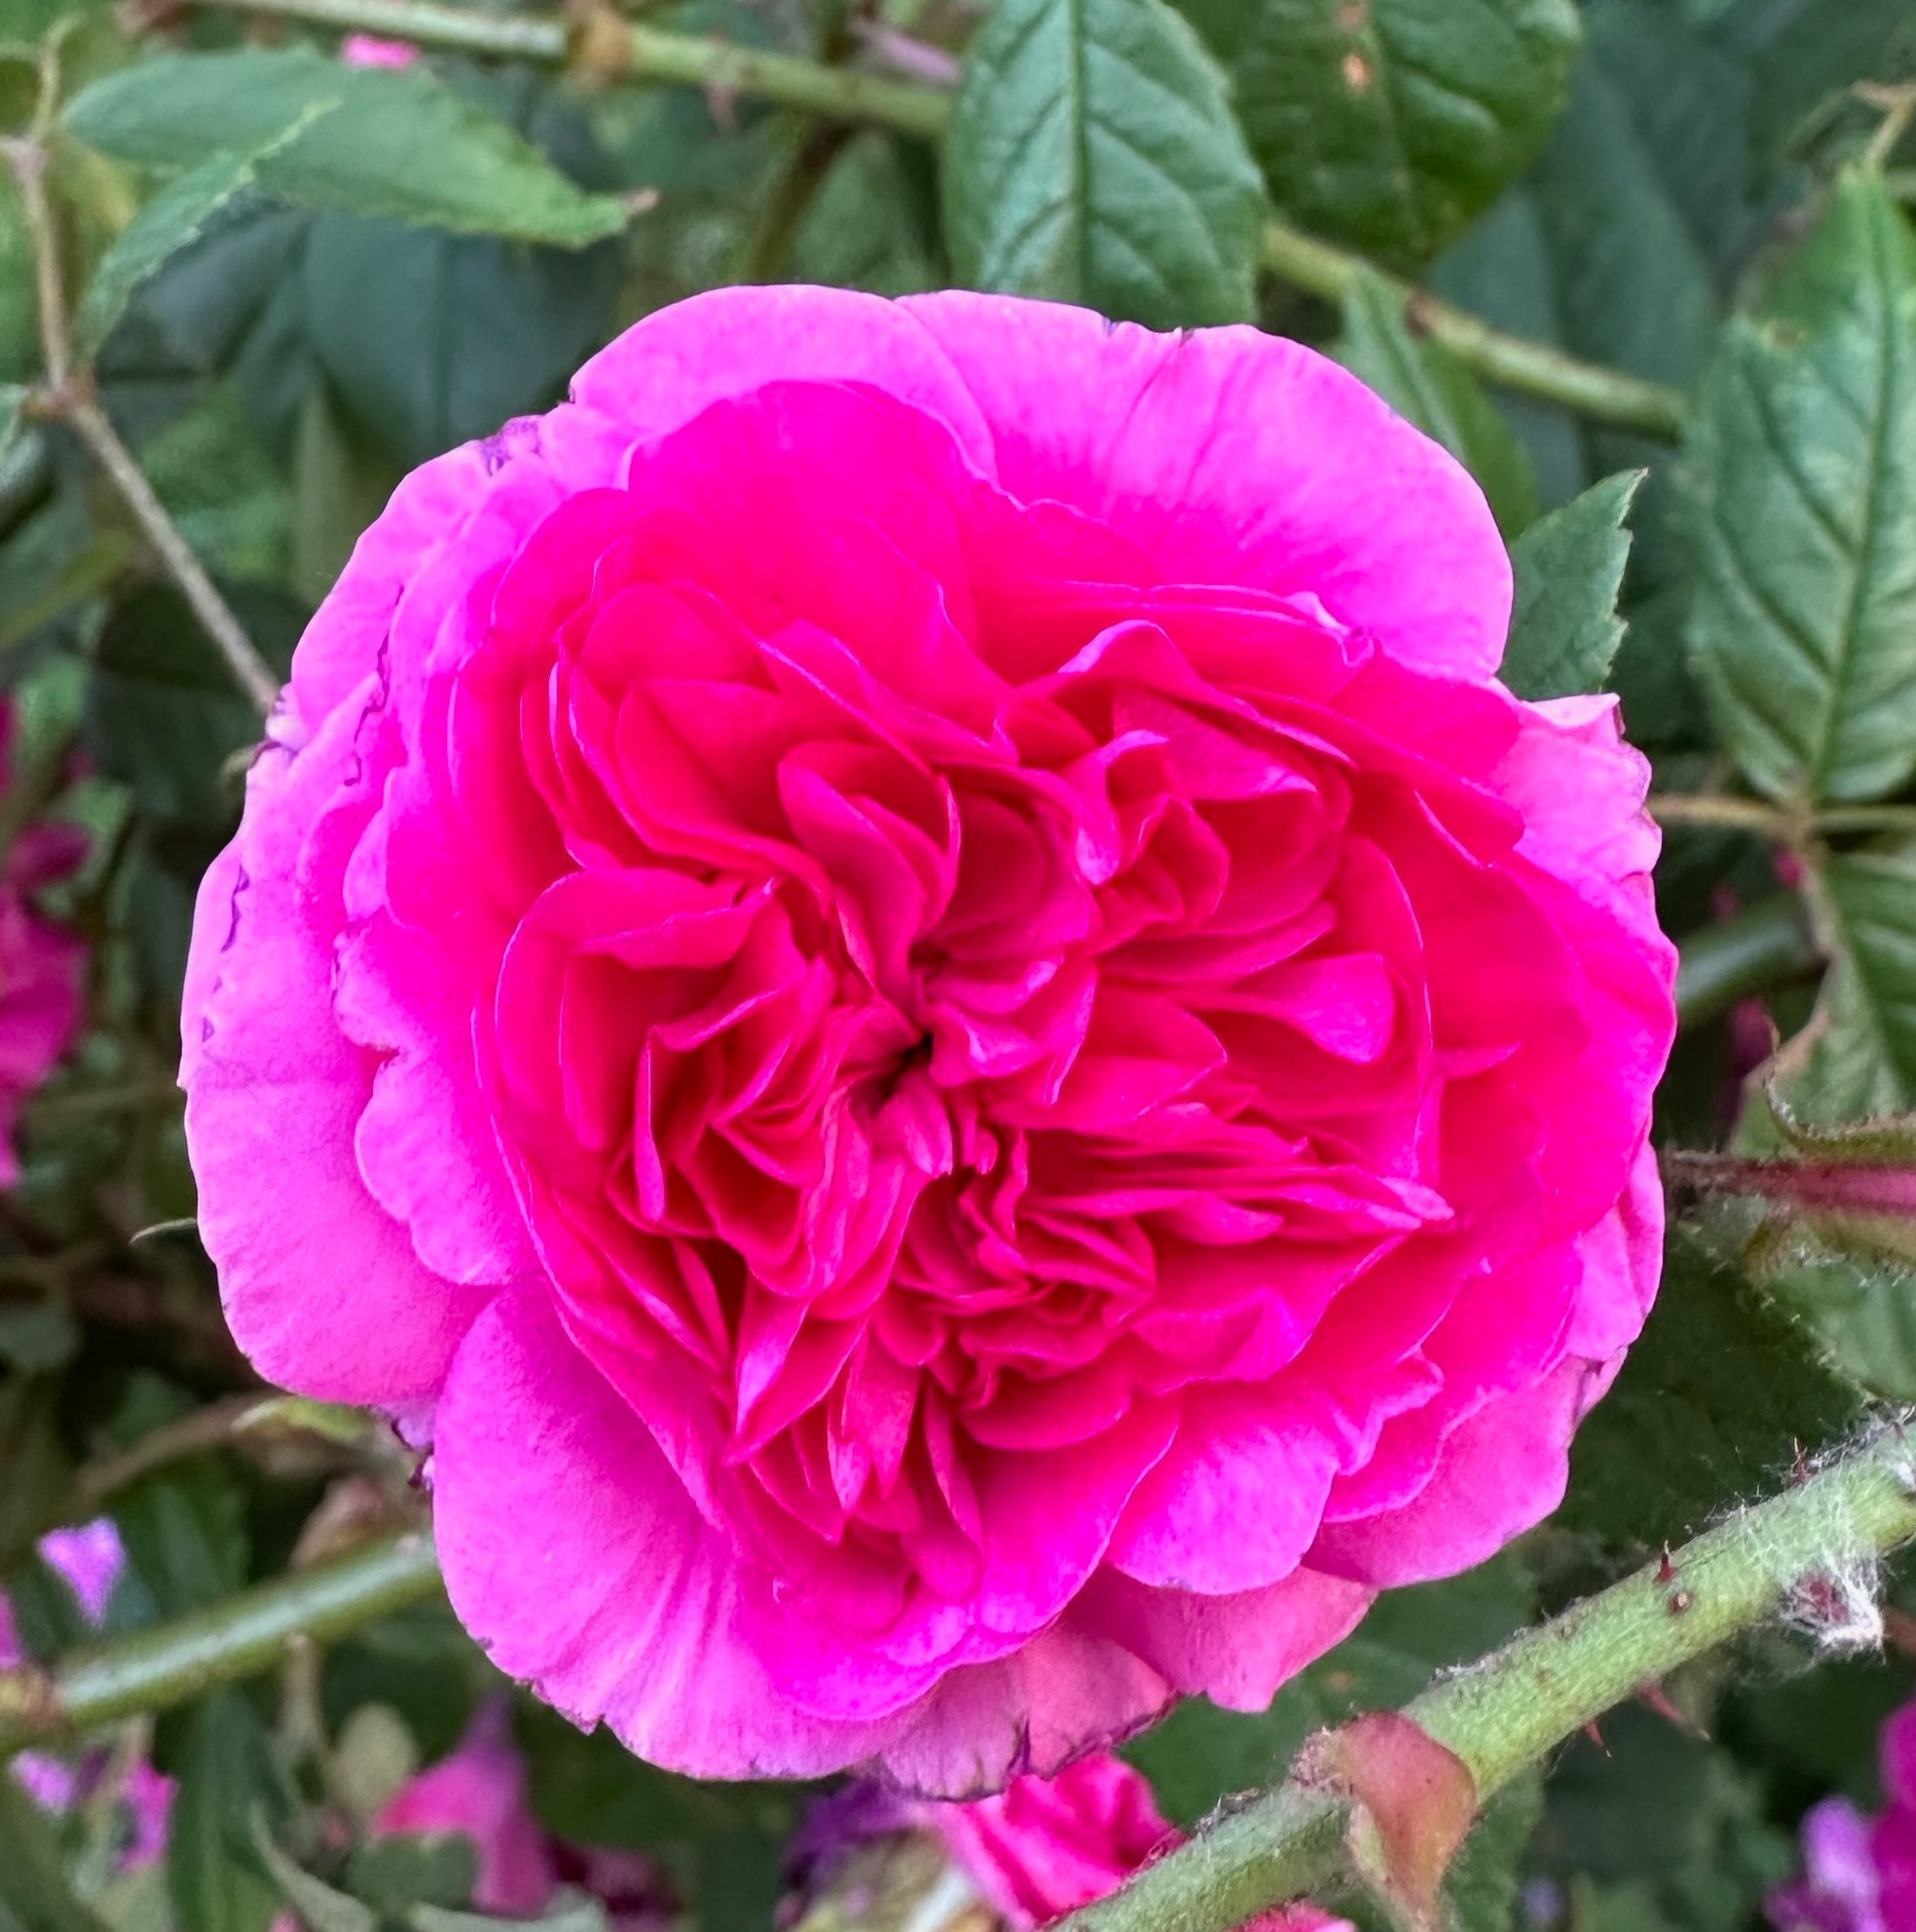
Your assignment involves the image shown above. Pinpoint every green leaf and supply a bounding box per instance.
[0,382,24,467]
[168,1692,288,1932]
[72,106,333,360]
[1178,0,1582,264]
[1708,0,1916,157]
[1337,270,1540,537]
[112,1463,248,1618]
[1529,1706,1794,1932]
[408,1898,611,1932]
[1559,1229,1865,1547]
[85,582,299,829]
[941,0,1267,328]
[1500,469,1642,698]
[0,1374,71,1576]
[64,50,631,248]
[1124,1552,1532,1827]
[519,1707,806,1932]
[299,213,619,468]
[0,1772,114,1932]
[1685,173,1916,805]
[1763,1248,1916,1405]
[789,132,941,297]
[249,1816,377,1932]
[1782,839,1916,1120]
[345,1836,480,1913]
[1441,1773,1543,1932]
[139,383,292,585]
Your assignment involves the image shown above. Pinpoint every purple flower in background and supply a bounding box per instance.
[1771,1697,1916,1932]
[2,1519,175,1873]
[1770,1801,1884,1932]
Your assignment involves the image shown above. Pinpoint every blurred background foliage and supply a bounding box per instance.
[4,0,1916,1927]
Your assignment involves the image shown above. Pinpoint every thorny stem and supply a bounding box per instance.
[0,47,281,719]
[180,0,1686,436]
[65,400,282,716]
[0,1530,441,1753]
[190,0,952,135]
[1666,1151,1916,1218]
[1059,1429,1916,1932]
[1650,793,1916,839]
[58,1393,276,1527]
[1256,223,1689,438]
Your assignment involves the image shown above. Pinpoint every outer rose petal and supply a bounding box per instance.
[182,729,491,1405]
[1310,1149,1662,1588]
[434,1282,898,1780]
[435,1285,1357,1791]
[567,285,996,477]
[899,292,1512,682]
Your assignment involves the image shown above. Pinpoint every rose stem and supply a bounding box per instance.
[1057,1426,1916,1932]
[1253,220,1688,437]
[0,1529,441,1752]
[172,0,1689,439]
[0,48,281,720]
[1673,891,1822,1030]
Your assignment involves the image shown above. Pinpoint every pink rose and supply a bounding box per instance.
[181,287,1675,1792]
[0,704,85,1184]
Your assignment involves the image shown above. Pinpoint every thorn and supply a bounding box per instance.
[1655,1544,1676,1584]
[1581,1720,1608,1756]
[1637,1680,1711,1740]
[1792,1438,1811,1484]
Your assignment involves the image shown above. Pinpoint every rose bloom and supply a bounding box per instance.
[181,287,1675,1792]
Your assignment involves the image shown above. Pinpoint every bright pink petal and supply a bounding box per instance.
[182,717,488,1405]
[900,293,1512,681]
[568,285,995,475]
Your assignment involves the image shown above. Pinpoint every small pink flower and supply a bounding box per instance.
[39,1518,126,1624]
[182,288,1676,1793]
[340,32,417,67]
[372,1701,555,1915]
